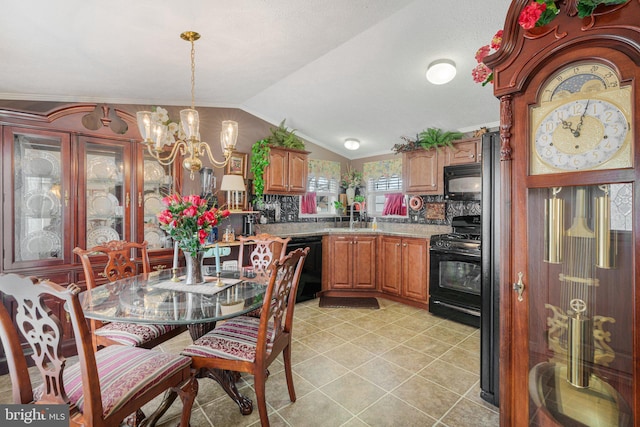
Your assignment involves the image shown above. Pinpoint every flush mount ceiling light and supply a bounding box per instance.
[344,138,360,150]
[137,31,238,180]
[426,59,457,85]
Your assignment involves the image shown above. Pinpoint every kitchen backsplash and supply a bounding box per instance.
[254,194,481,226]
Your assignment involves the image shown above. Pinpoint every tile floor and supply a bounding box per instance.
[0,298,500,426]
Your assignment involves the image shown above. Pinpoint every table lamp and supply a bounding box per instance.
[220,174,246,211]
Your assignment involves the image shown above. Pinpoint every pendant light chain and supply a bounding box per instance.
[190,38,196,110]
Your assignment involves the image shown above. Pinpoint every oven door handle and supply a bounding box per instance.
[432,300,480,317]
[430,248,481,258]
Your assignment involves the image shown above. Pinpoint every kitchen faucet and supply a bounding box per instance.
[350,202,365,229]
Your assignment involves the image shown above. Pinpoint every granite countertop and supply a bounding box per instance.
[258,224,451,239]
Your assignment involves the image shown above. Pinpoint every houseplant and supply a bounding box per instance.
[157,194,230,284]
[250,119,307,204]
[392,127,465,154]
[341,166,363,205]
[333,200,345,215]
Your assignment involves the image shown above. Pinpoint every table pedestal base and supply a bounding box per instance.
[201,368,253,415]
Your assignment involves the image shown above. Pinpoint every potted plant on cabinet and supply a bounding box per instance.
[250,119,306,204]
[392,127,465,154]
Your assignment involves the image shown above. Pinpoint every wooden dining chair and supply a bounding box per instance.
[182,247,309,427]
[74,240,186,350]
[238,233,291,283]
[0,273,197,427]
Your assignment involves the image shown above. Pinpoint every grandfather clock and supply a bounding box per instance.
[485,1,639,425]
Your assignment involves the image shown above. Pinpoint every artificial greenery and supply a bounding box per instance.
[333,200,345,210]
[250,138,270,203]
[354,195,365,203]
[418,127,465,150]
[266,119,306,149]
[392,127,465,154]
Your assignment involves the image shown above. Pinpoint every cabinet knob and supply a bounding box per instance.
[403,243,407,247]
[396,243,400,247]
[470,154,475,158]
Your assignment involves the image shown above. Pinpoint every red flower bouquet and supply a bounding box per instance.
[517,0,627,30]
[158,194,230,253]
[472,30,503,86]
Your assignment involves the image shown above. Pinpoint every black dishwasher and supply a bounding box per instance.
[287,236,322,303]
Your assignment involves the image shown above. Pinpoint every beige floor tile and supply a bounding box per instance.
[276,389,353,427]
[391,375,462,420]
[324,321,369,341]
[404,333,453,357]
[442,345,480,374]
[358,393,438,426]
[320,372,386,414]
[294,354,350,388]
[441,397,500,427]
[353,357,413,391]
[418,359,479,395]
[323,342,377,370]
[380,344,436,373]
[295,329,347,354]
[351,332,400,355]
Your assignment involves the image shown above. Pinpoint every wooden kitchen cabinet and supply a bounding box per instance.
[264,147,309,194]
[322,234,376,291]
[445,137,481,165]
[379,236,429,303]
[403,148,443,195]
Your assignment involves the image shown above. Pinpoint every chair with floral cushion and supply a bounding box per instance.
[182,247,309,427]
[0,272,198,427]
[74,240,186,350]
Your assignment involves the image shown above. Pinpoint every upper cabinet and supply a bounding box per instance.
[403,137,482,195]
[403,149,442,194]
[264,147,309,195]
[445,137,481,165]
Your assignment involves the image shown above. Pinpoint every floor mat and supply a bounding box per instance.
[318,296,379,309]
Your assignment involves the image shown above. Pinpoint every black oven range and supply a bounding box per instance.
[429,215,482,327]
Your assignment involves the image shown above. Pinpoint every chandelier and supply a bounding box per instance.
[136,31,238,180]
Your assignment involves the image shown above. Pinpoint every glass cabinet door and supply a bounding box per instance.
[527,184,634,426]
[6,128,71,267]
[141,153,176,250]
[81,139,130,247]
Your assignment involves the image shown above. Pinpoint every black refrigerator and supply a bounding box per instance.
[480,131,500,407]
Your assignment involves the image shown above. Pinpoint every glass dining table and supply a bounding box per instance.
[78,266,266,417]
[79,266,266,340]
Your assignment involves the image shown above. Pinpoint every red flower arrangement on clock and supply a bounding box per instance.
[472,29,503,86]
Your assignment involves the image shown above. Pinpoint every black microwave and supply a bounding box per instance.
[443,163,482,201]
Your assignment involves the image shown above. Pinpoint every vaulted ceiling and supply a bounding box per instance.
[0,0,509,159]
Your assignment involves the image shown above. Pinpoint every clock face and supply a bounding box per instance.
[534,99,629,171]
[531,62,633,174]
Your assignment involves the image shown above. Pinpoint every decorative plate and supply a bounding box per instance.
[144,223,165,249]
[87,226,119,248]
[23,150,60,178]
[409,196,424,211]
[20,230,61,261]
[144,193,164,216]
[87,155,117,180]
[25,190,61,216]
[88,192,119,217]
[144,161,165,182]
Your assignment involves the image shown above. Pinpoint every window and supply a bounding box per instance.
[363,159,407,217]
[300,160,340,215]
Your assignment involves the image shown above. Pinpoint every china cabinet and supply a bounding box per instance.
[321,234,376,292]
[378,236,429,305]
[485,2,639,425]
[263,147,309,194]
[0,104,180,372]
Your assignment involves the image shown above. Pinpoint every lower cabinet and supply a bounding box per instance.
[379,236,429,303]
[323,235,377,291]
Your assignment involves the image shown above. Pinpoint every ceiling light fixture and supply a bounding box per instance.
[344,138,360,150]
[426,59,457,85]
[136,31,238,180]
